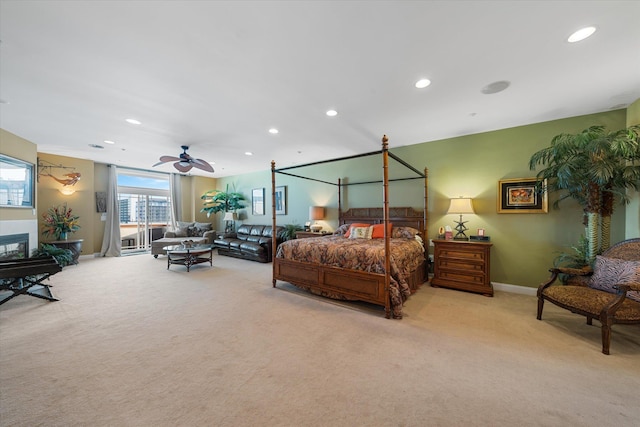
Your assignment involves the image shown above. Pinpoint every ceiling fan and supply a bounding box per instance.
[153,145,214,173]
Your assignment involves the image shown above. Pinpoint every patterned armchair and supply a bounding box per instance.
[537,238,640,354]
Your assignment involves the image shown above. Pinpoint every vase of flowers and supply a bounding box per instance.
[42,203,81,240]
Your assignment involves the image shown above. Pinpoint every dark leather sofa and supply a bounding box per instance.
[214,224,284,263]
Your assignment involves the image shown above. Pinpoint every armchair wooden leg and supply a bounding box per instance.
[601,324,611,355]
[537,297,544,320]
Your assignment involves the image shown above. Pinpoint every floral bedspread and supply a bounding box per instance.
[275,235,424,317]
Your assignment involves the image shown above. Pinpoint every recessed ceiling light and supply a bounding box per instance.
[89,144,104,149]
[568,26,596,43]
[125,118,141,125]
[269,128,279,134]
[326,109,338,117]
[103,140,115,144]
[415,78,431,89]
[245,152,253,156]
[481,80,510,94]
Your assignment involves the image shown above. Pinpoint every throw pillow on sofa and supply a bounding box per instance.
[190,222,212,237]
[174,221,195,238]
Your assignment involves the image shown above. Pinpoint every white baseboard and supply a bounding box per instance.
[493,282,537,296]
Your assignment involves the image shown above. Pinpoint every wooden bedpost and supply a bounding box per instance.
[271,160,277,287]
[381,135,391,319]
[424,167,429,280]
[338,178,342,221]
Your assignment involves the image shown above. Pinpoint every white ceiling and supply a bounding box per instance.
[1,1,639,177]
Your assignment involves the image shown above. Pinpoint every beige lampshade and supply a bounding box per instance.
[309,206,325,220]
[223,212,237,221]
[447,197,475,215]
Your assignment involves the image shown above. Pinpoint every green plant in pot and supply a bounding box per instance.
[529,124,640,264]
[281,223,303,241]
[32,243,74,267]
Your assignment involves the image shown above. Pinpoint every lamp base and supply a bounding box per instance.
[453,216,469,241]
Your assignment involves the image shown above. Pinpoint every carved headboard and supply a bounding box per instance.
[339,207,426,236]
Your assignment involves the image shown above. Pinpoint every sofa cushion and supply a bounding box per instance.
[589,256,640,302]
[174,227,190,237]
[239,241,266,254]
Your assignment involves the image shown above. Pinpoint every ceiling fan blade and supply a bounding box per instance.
[159,155,181,162]
[152,160,168,167]
[173,162,192,173]
[192,158,214,173]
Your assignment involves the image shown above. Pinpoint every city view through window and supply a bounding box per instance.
[117,170,171,252]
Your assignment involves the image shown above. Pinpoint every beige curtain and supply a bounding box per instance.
[100,165,121,257]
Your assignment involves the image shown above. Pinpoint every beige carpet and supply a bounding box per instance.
[1,253,639,427]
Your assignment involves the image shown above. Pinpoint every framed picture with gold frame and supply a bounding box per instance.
[497,178,548,213]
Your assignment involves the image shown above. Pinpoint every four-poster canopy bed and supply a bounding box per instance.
[270,135,428,319]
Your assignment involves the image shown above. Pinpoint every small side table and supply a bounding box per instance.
[49,239,83,264]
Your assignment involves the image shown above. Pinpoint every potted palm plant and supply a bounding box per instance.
[529,124,640,263]
[200,184,246,217]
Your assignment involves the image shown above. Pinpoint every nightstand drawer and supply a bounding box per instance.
[438,248,486,261]
[437,258,485,272]
[436,270,488,286]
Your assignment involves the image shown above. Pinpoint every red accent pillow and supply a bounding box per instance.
[371,223,393,238]
[344,223,371,238]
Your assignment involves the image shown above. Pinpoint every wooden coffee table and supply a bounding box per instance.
[163,244,213,272]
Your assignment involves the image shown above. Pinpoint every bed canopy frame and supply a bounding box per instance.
[270,135,428,318]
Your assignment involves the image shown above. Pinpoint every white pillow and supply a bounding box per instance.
[348,226,373,239]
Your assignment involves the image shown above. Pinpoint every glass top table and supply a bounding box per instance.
[162,244,213,272]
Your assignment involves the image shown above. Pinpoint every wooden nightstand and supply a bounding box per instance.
[295,231,331,239]
[430,239,493,296]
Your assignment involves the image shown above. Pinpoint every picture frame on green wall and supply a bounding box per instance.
[252,188,265,215]
[275,185,287,215]
[497,177,548,213]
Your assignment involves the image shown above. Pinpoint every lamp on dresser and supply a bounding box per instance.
[309,206,325,232]
[447,197,474,241]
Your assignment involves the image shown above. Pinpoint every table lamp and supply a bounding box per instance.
[223,211,238,233]
[447,197,474,241]
[309,206,325,232]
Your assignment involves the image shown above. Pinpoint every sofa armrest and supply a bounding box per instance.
[260,238,274,261]
[164,231,177,238]
[202,230,217,244]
